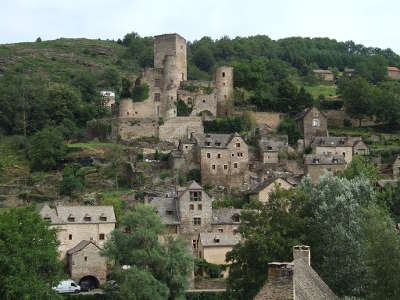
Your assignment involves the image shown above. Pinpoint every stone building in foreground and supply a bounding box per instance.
[254,245,338,300]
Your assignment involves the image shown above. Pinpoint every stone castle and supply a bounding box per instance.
[114,33,234,144]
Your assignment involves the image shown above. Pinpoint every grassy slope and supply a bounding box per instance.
[304,84,337,99]
[0,38,138,82]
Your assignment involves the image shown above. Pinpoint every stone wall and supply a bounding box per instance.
[253,112,283,131]
[68,243,107,285]
[117,118,158,141]
[301,107,328,147]
[177,89,217,117]
[315,146,353,164]
[214,66,233,117]
[305,163,346,184]
[159,117,204,145]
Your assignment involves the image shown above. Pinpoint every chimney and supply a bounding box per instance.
[293,245,311,266]
[267,262,295,300]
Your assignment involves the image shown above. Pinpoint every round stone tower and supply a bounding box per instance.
[214,66,234,117]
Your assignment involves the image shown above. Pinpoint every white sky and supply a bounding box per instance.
[1,0,399,53]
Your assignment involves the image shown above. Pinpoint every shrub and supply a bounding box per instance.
[194,258,226,278]
[132,83,149,102]
[187,169,201,183]
[59,163,86,196]
[177,99,193,116]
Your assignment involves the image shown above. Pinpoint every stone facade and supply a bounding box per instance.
[194,133,249,189]
[159,116,204,145]
[304,154,346,184]
[39,205,116,259]
[313,69,334,82]
[115,33,234,142]
[393,156,400,178]
[295,107,328,148]
[259,135,288,164]
[67,241,107,286]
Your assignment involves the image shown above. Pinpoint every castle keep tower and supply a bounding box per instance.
[154,34,187,119]
[215,66,234,116]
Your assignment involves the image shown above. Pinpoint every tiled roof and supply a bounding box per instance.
[304,154,346,165]
[67,240,99,255]
[199,232,241,247]
[193,132,242,149]
[56,206,116,224]
[212,208,242,225]
[388,66,400,72]
[249,177,294,194]
[311,136,353,148]
[150,197,180,225]
[294,107,326,120]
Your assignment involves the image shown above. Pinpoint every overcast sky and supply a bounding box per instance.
[1,0,399,53]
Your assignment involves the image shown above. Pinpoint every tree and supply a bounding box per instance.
[294,87,314,113]
[355,55,388,84]
[101,67,121,92]
[131,83,149,102]
[104,147,126,190]
[227,188,308,299]
[338,76,375,126]
[176,99,192,116]
[277,117,301,145]
[340,155,380,183]
[277,78,298,113]
[27,127,66,171]
[0,207,62,300]
[59,163,86,196]
[361,204,400,299]
[304,174,376,297]
[373,81,400,125]
[193,46,215,73]
[102,205,192,300]
[120,78,132,98]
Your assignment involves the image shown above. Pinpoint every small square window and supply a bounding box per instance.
[224,164,228,170]
[190,204,194,210]
[198,204,202,210]
[234,163,238,168]
[207,153,211,158]
[212,165,216,170]
[99,234,105,240]
[217,153,221,159]
[218,228,223,233]
[69,234,72,240]
[236,143,241,148]
[193,217,201,226]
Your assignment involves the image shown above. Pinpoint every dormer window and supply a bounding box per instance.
[84,214,91,222]
[215,142,221,146]
[312,119,320,127]
[67,214,75,222]
[99,214,107,222]
[166,210,173,215]
[44,216,51,222]
[206,141,211,146]
[332,159,338,164]
[267,146,273,150]
[190,191,202,202]
[313,159,320,164]
[232,214,240,223]
[214,236,220,243]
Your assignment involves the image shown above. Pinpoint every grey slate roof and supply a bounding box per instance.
[259,135,288,152]
[199,232,241,247]
[150,196,180,225]
[294,257,338,300]
[67,240,100,255]
[38,204,63,224]
[294,107,326,121]
[304,154,346,165]
[311,136,353,148]
[193,132,241,149]
[56,206,116,224]
[249,177,294,195]
[212,208,242,225]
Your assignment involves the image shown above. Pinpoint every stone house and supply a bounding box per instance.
[193,133,249,189]
[100,91,115,110]
[254,245,338,300]
[249,177,295,205]
[393,155,400,178]
[295,107,328,148]
[313,69,334,82]
[259,135,288,164]
[39,205,116,259]
[67,240,107,287]
[387,66,400,80]
[197,232,241,278]
[312,136,369,164]
[148,181,242,251]
[304,154,346,184]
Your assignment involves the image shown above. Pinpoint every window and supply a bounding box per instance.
[71,283,77,287]
[84,215,91,222]
[312,118,320,127]
[214,237,220,243]
[185,145,188,149]
[342,152,346,157]
[237,152,243,157]
[231,153,234,157]
[224,164,228,170]
[69,234,72,240]
[223,82,226,86]
[190,191,202,201]
[207,153,211,158]
[313,159,320,164]
[212,164,216,170]
[155,79,161,88]
[84,256,87,262]
[198,204,202,210]
[218,228,224,233]
[100,215,107,222]
[44,217,51,222]
[182,73,184,80]
[206,142,211,146]
[222,72,225,77]
[192,240,197,249]
[234,163,238,168]
[166,210,173,215]
[154,93,161,101]
[190,204,194,210]
[232,214,240,222]
[217,153,221,159]
[193,217,201,226]
[236,143,241,148]
[67,215,75,222]
[99,233,105,240]
[127,112,129,116]
[202,99,206,103]
[215,142,221,146]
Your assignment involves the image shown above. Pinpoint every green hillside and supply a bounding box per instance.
[0,38,137,83]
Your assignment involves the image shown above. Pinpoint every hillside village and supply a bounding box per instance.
[2,31,400,300]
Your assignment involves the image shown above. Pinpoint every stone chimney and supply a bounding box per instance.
[267,262,295,300]
[293,245,311,266]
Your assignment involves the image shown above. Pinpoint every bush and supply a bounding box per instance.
[277,118,301,145]
[204,117,246,134]
[27,127,66,171]
[194,258,226,278]
[320,100,343,110]
[59,163,86,196]
[177,99,193,116]
[87,119,111,141]
[187,169,201,183]
[132,83,149,102]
